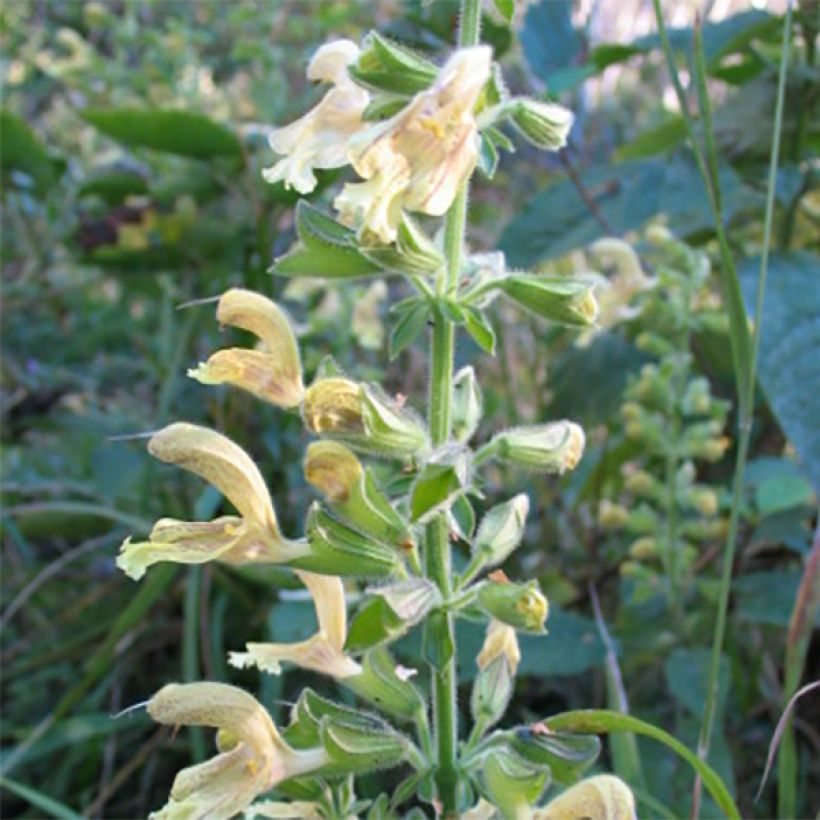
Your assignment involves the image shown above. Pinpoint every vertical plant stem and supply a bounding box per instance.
[424,2,481,813]
[690,4,794,815]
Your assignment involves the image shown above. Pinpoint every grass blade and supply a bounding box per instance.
[692,7,795,815]
[0,776,84,820]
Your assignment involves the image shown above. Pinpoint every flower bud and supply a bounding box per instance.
[474,748,549,819]
[689,435,730,462]
[686,486,719,517]
[304,441,414,550]
[497,274,598,327]
[478,576,548,633]
[452,366,483,443]
[620,401,642,422]
[477,619,521,674]
[304,440,362,503]
[292,503,402,578]
[597,500,629,530]
[344,646,425,721]
[474,494,529,568]
[302,378,428,458]
[624,469,655,497]
[350,31,437,96]
[508,97,574,150]
[629,536,657,560]
[486,421,585,474]
[682,377,711,415]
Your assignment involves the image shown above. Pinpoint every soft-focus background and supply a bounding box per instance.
[2,1,818,818]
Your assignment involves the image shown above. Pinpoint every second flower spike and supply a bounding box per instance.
[189,289,304,409]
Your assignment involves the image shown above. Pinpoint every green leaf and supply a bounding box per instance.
[346,597,404,653]
[293,504,401,578]
[493,0,515,24]
[746,457,815,516]
[320,720,409,774]
[81,108,242,159]
[501,157,760,266]
[545,711,741,819]
[615,115,687,161]
[422,609,454,671]
[496,274,596,327]
[410,445,471,522]
[345,646,426,721]
[389,300,430,359]
[1,109,59,193]
[739,253,820,494]
[665,648,729,720]
[506,729,600,784]
[462,307,496,354]
[733,571,820,627]
[78,169,149,204]
[272,202,385,280]
[477,133,500,179]
[0,776,84,820]
[520,0,580,87]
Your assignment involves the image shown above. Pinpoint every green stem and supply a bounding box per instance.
[424,3,481,814]
[692,3,794,815]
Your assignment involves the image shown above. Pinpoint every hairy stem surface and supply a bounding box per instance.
[424,2,481,813]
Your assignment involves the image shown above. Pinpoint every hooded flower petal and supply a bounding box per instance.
[189,289,304,409]
[117,424,308,580]
[335,46,491,243]
[229,570,361,679]
[147,683,328,820]
[477,619,521,676]
[533,775,637,820]
[263,40,369,194]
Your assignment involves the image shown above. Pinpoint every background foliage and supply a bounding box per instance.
[1,0,817,818]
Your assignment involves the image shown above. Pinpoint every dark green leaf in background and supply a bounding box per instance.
[82,108,243,160]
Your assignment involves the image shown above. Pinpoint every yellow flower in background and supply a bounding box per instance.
[533,775,637,820]
[189,289,304,409]
[147,682,328,820]
[229,569,362,679]
[477,619,521,675]
[577,238,654,347]
[117,423,308,580]
[335,46,492,243]
[263,40,369,194]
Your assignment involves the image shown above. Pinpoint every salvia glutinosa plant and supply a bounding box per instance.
[115,6,646,819]
[593,230,731,623]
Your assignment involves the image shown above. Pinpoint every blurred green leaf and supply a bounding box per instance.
[81,108,243,159]
[734,571,820,627]
[1,109,59,193]
[740,253,820,494]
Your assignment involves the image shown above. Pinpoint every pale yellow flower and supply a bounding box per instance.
[263,40,369,194]
[577,238,653,347]
[335,46,492,243]
[188,289,304,409]
[117,424,308,580]
[147,682,327,820]
[477,619,521,675]
[533,775,637,820]
[229,569,361,679]
[245,802,323,819]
